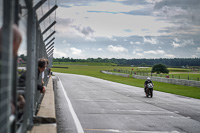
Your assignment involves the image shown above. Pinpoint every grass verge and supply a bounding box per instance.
[52,65,200,99]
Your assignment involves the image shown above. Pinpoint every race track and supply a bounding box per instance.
[53,72,200,133]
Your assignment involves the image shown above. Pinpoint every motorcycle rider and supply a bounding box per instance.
[144,77,153,93]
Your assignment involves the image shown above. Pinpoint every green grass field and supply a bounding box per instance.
[53,62,117,66]
[52,64,200,99]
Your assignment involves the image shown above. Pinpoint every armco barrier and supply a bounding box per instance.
[101,71,129,78]
[133,75,200,87]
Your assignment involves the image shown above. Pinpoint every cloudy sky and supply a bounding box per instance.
[31,0,200,58]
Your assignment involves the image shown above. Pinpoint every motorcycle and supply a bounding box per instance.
[145,83,153,98]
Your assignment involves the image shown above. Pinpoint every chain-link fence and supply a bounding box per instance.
[0,0,56,133]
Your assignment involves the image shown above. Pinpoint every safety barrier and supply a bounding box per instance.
[133,75,200,87]
[0,0,57,133]
[101,71,130,78]
[101,70,200,87]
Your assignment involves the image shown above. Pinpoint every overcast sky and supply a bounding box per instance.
[27,0,200,58]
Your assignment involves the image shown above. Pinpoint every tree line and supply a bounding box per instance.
[17,54,200,67]
[53,57,200,67]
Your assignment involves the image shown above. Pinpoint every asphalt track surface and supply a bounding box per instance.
[53,72,200,133]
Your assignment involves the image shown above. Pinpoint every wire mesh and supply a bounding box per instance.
[0,1,15,133]
[0,0,55,132]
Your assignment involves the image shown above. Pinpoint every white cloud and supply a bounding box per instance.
[197,47,200,52]
[132,48,143,54]
[143,37,158,44]
[107,45,128,52]
[171,39,195,48]
[171,42,181,48]
[191,55,197,58]
[144,50,165,54]
[114,0,127,2]
[164,54,176,58]
[97,48,103,51]
[144,50,157,54]
[136,53,143,56]
[49,0,200,59]
[156,6,187,19]
[56,4,172,38]
[111,38,117,41]
[54,48,68,58]
[135,41,141,45]
[174,38,180,42]
[62,40,67,44]
[85,37,96,41]
[146,0,162,3]
[18,49,27,56]
[62,41,71,46]
[182,39,195,46]
[108,36,117,41]
[130,41,141,45]
[73,26,94,36]
[157,50,165,54]
[70,47,83,55]
[88,2,145,13]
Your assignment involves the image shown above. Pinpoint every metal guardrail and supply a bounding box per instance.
[101,71,130,78]
[102,70,200,87]
[133,75,200,88]
[0,0,57,133]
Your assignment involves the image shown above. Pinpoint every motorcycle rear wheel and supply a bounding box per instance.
[145,88,149,97]
[150,89,153,98]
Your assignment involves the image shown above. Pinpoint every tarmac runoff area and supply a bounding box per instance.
[29,76,57,133]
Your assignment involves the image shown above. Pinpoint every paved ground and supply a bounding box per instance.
[29,76,57,133]
[54,72,200,133]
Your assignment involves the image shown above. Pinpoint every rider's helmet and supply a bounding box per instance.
[147,77,151,81]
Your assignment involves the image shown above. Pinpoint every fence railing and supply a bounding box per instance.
[113,69,200,81]
[101,70,129,78]
[103,70,200,88]
[133,75,200,88]
[0,0,57,133]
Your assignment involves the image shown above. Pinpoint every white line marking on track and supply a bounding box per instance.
[84,129,180,133]
[57,76,84,133]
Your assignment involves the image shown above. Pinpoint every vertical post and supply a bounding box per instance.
[12,1,20,132]
[23,0,36,131]
[0,1,15,133]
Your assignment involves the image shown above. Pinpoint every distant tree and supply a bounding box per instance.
[52,57,200,66]
[19,54,27,61]
[151,64,169,74]
[140,63,147,67]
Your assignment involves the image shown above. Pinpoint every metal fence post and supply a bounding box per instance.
[22,0,36,131]
[1,0,57,132]
[0,0,15,133]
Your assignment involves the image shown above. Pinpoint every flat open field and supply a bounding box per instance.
[52,63,200,99]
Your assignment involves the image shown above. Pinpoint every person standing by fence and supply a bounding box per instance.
[38,58,46,94]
